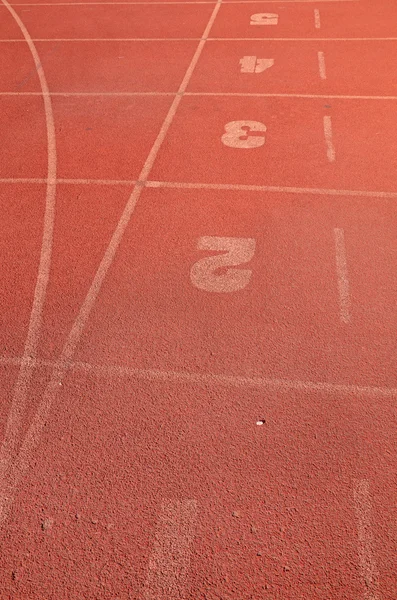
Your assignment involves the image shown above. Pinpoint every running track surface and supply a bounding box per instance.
[1,0,397,598]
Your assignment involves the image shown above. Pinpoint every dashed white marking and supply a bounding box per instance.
[334,228,351,324]
[314,8,321,28]
[144,500,197,600]
[353,480,380,600]
[317,50,326,79]
[323,115,336,162]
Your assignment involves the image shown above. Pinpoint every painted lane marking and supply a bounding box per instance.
[250,13,278,26]
[147,180,397,199]
[7,0,359,4]
[334,228,351,324]
[323,115,336,162]
[144,500,197,600]
[1,357,396,399]
[5,92,397,101]
[240,56,274,73]
[221,120,266,148]
[353,480,380,600]
[0,0,223,528]
[0,0,57,494]
[5,37,397,42]
[191,236,256,292]
[4,178,397,199]
[317,50,326,79]
[314,8,321,28]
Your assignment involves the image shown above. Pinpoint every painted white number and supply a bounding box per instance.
[190,237,256,293]
[250,13,278,25]
[221,121,266,149]
[240,56,275,73]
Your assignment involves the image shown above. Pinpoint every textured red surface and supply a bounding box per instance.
[0,0,396,599]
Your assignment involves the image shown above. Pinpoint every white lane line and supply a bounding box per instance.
[5,37,397,42]
[334,228,351,324]
[1,357,397,399]
[314,8,321,28]
[7,0,359,4]
[323,115,336,162]
[144,500,197,600]
[0,0,57,488]
[147,180,397,199]
[317,50,326,79]
[5,92,397,100]
[0,0,223,529]
[3,178,397,199]
[353,480,380,600]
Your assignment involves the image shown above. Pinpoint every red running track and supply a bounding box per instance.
[0,0,397,598]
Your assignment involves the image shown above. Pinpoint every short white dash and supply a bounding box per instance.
[144,499,197,600]
[353,480,380,600]
[334,228,351,324]
[314,8,321,28]
[323,115,336,162]
[317,50,326,79]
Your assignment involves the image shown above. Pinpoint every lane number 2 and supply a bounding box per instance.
[221,121,266,149]
[190,236,256,293]
[250,13,278,25]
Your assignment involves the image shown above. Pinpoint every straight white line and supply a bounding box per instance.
[0,0,57,493]
[147,180,397,199]
[144,500,197,600]
[353,480,380,600]
[4,37,397,42]
[4,91,397,100]
[314,8,321,28]
[3,178,397,198]
[0,37,202,41]
[1,357,396,398]
[7,0,358,4]
[0,0,223,529]
[317,50,326,79]
[187,92,397,99]
[334,228,351,324]
[323,115,336,162]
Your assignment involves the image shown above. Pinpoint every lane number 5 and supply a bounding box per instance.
[190,236,256,292]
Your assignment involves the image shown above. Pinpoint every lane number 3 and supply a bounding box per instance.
[221,121,266,148]
[190,236,256,293]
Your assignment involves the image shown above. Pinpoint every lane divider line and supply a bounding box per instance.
[144,500,197,600]
[334,228,351,324]
[5,37,397,42]
[3,178,397,199]
[323,115,336,162]
[146,180,397,199]
[0,0,57,496]
[353,480,380,600]
[5,91,397,100]
[1,357,396,398]
[0,0,223,528]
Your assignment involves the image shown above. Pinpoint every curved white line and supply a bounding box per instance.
[0,0,57,479]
